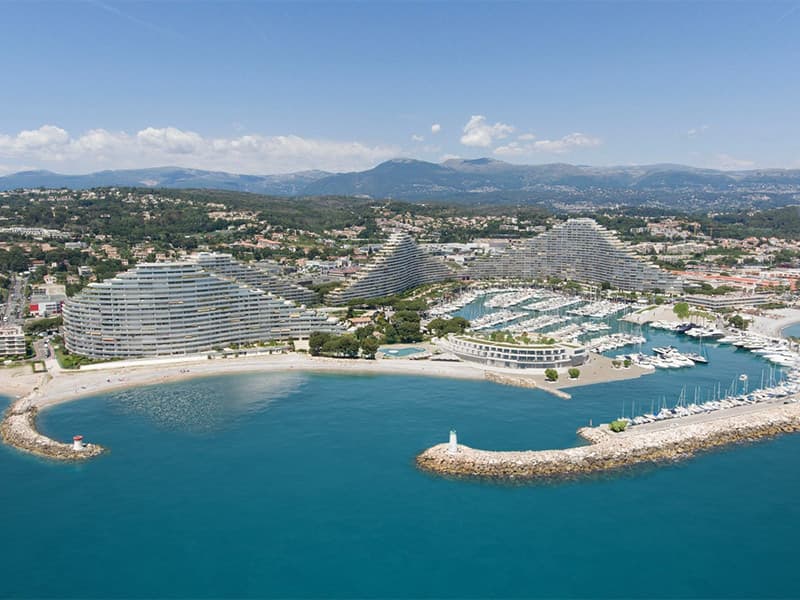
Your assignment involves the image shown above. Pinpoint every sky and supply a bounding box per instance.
[0,0,798,175]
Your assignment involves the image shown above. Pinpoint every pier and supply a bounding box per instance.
[416,398,800,481]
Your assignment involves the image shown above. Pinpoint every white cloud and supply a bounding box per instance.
[137,126,204,154]
[460,115,514,147]
[687,124,710,138]
[431,123,441,134]
[495,132,601,156]
[0,125,399,174]
[710,153,756,170]
[411,134,424,142]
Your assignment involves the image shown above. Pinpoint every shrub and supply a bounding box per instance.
[568,367,580,380]
[609,419,628,433]
[544,368,558,382]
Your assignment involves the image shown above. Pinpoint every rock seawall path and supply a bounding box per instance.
[417,400,800,481]
[1,398,104,461]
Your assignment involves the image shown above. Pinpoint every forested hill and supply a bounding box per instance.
[3,160,800,210]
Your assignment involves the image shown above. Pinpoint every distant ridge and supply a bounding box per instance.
[0,166,332,195]
[2,160,800,203]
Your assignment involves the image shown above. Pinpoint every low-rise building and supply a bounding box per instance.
[0,326,25,357]
[684,293,773,311]
[437,335,587,370]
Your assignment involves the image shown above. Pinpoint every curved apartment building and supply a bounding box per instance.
[471,218,681,292]
[438,335,587,369]
[327,232,453,305]
[191,252,316,306]
[63,262,341,359]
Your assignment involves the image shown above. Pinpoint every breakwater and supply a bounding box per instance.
[417,400,800,481]
[483,371,572,399]
[1,399,104,461]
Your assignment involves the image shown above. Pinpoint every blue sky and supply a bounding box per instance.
[1,0,798,174]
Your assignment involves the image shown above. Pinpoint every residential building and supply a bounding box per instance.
[0,326,25,357]
[470,218,682,292]
[63,262,341,359]
[327,232,454,305]
[191,252,317,305]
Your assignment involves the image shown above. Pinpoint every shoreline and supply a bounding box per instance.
[0,351,647,461]
[416,398,800,481]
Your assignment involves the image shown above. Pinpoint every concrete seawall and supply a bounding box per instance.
[417,401,800,481]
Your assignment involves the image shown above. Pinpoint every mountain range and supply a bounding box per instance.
[2,159,800,206]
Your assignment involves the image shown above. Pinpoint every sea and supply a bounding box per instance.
[2,319,800,597]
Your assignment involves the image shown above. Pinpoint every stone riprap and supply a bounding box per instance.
[417,401,800,481]
[1,401,104,461]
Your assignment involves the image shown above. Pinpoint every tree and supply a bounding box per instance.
[544,368,558,382]
[360,336,380,359]
[308,331,330,356]
[673,302,690,320]
[727,314,749,330]
[568,367,580,380]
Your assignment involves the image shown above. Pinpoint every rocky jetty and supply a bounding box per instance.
[1,401,104,461]
[417,401,800,481]
[484,371,571,399]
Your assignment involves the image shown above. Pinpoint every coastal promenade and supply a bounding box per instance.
[417,398,800,481]
[0,351,647,461]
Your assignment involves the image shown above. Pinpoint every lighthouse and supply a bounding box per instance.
[72,435,85,451]
[447,430,458,454]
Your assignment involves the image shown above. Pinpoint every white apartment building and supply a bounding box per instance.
[471,218,682,292]
[327,232,454,305]
[63,262,341,359]
[191,252,316,306]
[0,326,25,357]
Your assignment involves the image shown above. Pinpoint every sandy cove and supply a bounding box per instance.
[0,351,648,461]
[417,398,800,481]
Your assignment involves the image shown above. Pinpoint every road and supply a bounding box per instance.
[2,273,28,326]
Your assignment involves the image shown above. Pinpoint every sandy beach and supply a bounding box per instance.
[0,349,649,459]
[748,308,800,338]
[2,350,648,412]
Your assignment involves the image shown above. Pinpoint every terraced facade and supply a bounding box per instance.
[63,263,341,359]
[471,218,681,292]
[327,232,453,304]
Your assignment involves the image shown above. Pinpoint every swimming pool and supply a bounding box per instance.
[379,346,426,358]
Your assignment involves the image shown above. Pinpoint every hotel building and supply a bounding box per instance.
[471,218,682,293]
[327,232,453,305]
[63,262,341,359]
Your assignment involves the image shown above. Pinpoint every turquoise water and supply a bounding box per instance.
[783,322,800,338]
[379,346,426,358]
[2,331,800,597]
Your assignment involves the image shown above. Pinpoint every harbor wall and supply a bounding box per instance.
[416,401,800,481]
